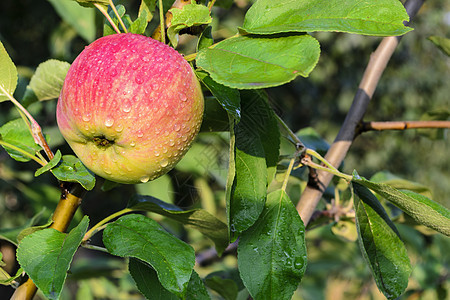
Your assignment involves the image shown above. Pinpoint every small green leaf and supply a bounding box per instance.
[103,214,195,297]
[17,216,89,300]
[370,171,432,199]
[51,155,96,190]
[0,119,42,162]
[47,0,96,42]
[352,172,450,236]
[167,3,212,47]
[129,259,210,300]
[196,70,241,120]
[26,59,70,102]
[428,36,450,56]
[35,150,62,177]
[197,26,214,52]
[128,195,229,255]
[205,276,238,300]
[196,34,320,89]
[241,0,412,36]
[238,190,307,300]
[129,9,150,34]
[139,0,156,23]
[0,40,17,102]
[331,220,358,242]
[17,218,53,243]
[0,266,23,286]
[296,127,330,153]
[70,0,109,8]
[353,183,411,299]
[103,4,126,36]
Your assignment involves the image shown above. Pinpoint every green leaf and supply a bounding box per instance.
[128,195,229,255]
[139,0,156,23]
[26,59,70,102]
[103,214,195,297]
[0,208,47,245]
[369,171,432,199]
[0,266,23,286]
[17,216,89,300]
[352,172,450,236]
[428,36,450,56]
[0,40,17,102]
[229,90,280,238]
[196,34,320,89]
[129,259,210,300]
[0,119,42,162]
[197,26,214,52]
[47,0,96,42]
[238,190,307,300]
[70,0,109,8]
[17,218,53,243]
[35,150,62,176]
[204,276,238,300]
[241,0,412,36]
[51,155,96,190]
[296,127,330,153]
[200,96,231,132]
[353,183,411,299]
[167,3,212,47]
[196,70,241,120]
[129,9,150,35]
[103,4,126,36]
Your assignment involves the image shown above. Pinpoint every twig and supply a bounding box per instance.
[94,3,121,34]
[360,120,450,132]
[109,0,128,33]
[11,184,86,300]
[296,0,425,225]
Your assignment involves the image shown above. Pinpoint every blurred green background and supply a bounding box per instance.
[0,0,449,299]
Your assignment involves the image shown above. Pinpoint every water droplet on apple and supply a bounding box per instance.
[140,176,150,183]
[82,113,92,122]
[182,135,188,142]
[105,117,114,127]
[115,124,124,132]
[122,102,132,113]
[162,147,168,154]
[131,62,139,70]
[135,76,144,84]
[169,139,175,146]
[174,124,181,131]
[110,69,117,77]
[130,141,136,147]
[141,56,149,62]
[104,169,112,175]
[156,158,167,168]
[137,131,144,138]
[178,92,187,102]
[154,150,160,157]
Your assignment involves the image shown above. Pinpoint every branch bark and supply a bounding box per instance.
[360,120,450,132]
[11,184,86,300]
[296,0,426,225]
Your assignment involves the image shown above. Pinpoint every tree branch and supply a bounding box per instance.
[296,0,426,225]
[360,120,450,132]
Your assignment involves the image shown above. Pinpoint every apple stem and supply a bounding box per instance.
[94,3,121,34]
[109,0,128,33]
[159,0,166,44]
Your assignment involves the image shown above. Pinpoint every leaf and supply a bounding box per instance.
[26,59,70,102]
[167,3,212,47]
[129,9,150,35]
[369,171,432,199]
[0,208,47,245]
[17,216,89,300]
[70,0,109,8]
[128,195,229,255]
[241,0,412,36]
[296,127,330,153]
[129,259,210,300]
[35,150,62,177]
[197,26,214,52]
[352,172,450,236]
[103,4,126,36]
[51,155,96,190]
[0,119,42,162]
[139,0,156,23]
[17,218,54,243]
[196,70,241,120]
[0,266,23,286]
[103,214,195,297]
[196,34,320,89]
[238,190,307,300]
[200,96,231,132]
[204,276,238,300]
[0,40,17,102]
[428,36,450,56]
[353,183,411,299]
[47,0,96,42]
[229,90,280,238]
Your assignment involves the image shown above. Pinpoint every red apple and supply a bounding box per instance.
[57,33,204,184]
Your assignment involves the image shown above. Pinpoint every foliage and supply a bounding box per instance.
[0,0,449,299]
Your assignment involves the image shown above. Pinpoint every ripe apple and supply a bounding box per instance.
[56,33,204,184]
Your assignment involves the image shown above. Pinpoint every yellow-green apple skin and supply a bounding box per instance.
[57,33,204,184]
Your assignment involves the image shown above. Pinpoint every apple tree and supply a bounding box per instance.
[0,0,449,299]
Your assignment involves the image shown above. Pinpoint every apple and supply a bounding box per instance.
[56,33,204,184]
